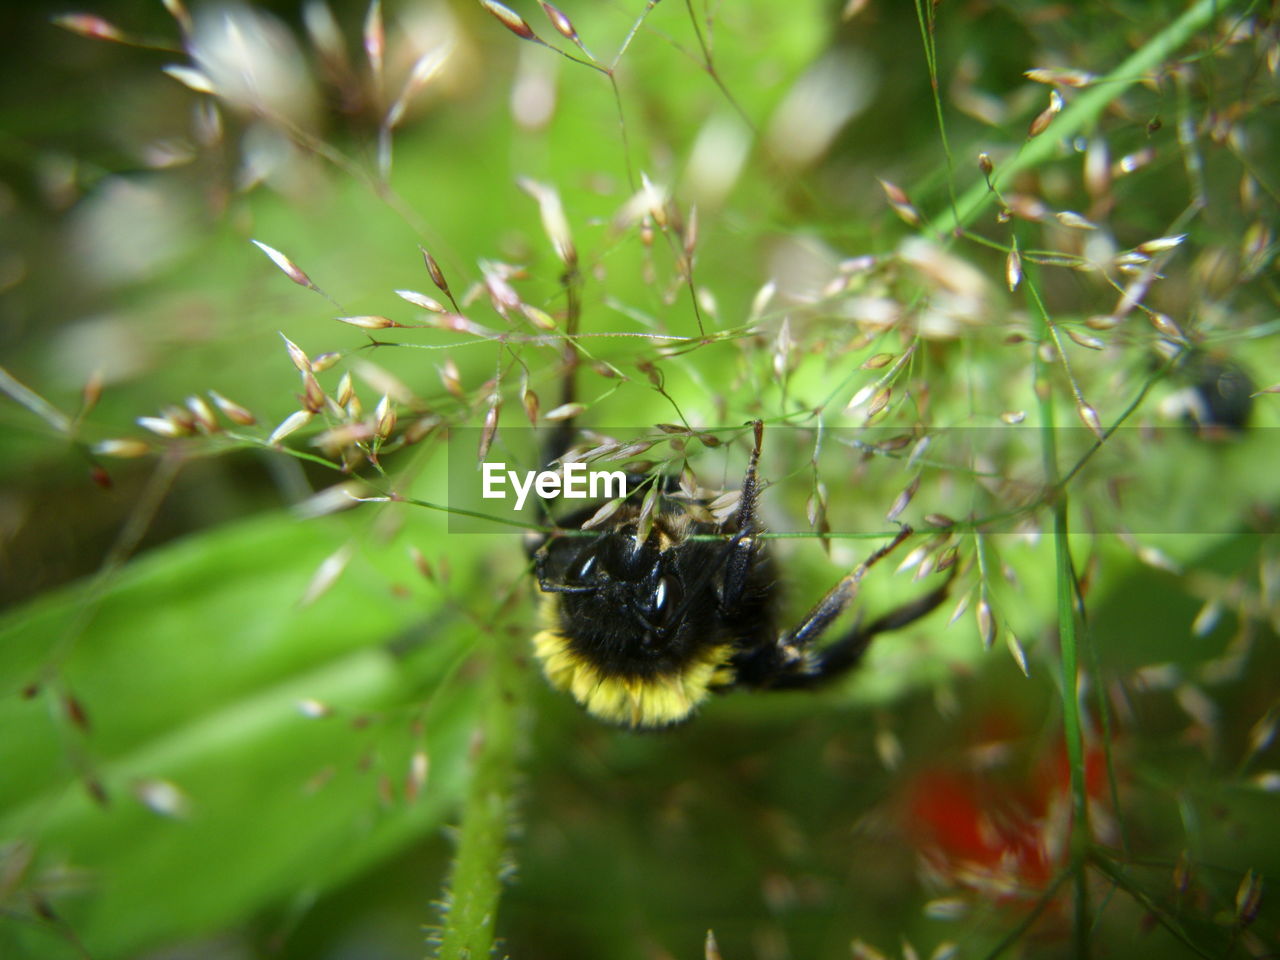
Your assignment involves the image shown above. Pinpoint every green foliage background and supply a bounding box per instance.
[1,1,1277,958]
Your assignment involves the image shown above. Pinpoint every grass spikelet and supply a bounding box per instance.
[1006,240,1022,292]
[52,13,128,44]
[208,390,256,425]
[538,2,579,45]
[268,409,313,444]
[252,240,335,305]
[479,0,538,42]
[1027,89,1063,138]
[300,543,353,607]
[162,65,216,94]
[878,178,922,227]
[518,177,576,267]
[92,438,150,458]
[336,314,400,330]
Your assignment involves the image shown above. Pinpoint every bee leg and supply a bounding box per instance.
[772,576,953,689]
[758,527,949,690]
[720,420,765,606]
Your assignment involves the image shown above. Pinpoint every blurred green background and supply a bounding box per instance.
[2,1,1278,958]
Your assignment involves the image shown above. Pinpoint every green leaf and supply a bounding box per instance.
[0,510,488,958]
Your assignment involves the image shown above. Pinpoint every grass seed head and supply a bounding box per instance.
[185,394,219,431]
[1006,242,1022,292]
[208,390,256,425]
[538,1,578,43]
[480,0,538,42]
[93,438,151,458]
[269,409,313,444]
[420,246,452,297]
[976,596,995,649]
[1235,870,1263,927]
[396,289,447,313]
[1076,401,1104,440]
[253,241,318,291]
[375,394,396,440]
[136,414,189,438]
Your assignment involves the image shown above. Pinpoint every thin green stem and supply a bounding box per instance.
[912,0,958,223]
[1088,852,1218,960]
[1024,259,1091,959]
[433,641,523,960]
[979,867,1075,960]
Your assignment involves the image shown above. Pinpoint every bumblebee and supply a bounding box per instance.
[528,421,951,729]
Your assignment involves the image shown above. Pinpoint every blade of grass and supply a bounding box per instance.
[926,0,1236,238]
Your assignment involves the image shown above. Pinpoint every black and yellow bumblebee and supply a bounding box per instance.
[527,420,951,729]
